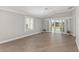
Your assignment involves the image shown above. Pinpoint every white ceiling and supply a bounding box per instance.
[0,6,74,18]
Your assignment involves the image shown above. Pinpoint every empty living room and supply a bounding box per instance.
[0,6,79,52]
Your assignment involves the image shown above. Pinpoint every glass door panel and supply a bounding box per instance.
[49,19,64,33]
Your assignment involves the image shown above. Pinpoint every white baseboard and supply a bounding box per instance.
[0,31,42,44]
[75,39,79,51]
[75,38,79,51]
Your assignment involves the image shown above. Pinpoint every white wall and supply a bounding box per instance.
[0,10,42,43]
[25,18,42,36]
[76,7,79,49]
[71,9,76,37]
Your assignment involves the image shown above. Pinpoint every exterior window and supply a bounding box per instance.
[25,16,34,31]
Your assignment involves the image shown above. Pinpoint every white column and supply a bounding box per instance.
[76,7,79,50]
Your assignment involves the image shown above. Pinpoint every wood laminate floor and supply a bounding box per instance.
[0,32,78,52]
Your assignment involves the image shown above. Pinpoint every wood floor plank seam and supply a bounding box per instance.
[0,32,78,52]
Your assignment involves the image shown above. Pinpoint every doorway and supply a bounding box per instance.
[49,19,64,33]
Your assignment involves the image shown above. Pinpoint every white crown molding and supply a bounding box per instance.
[0,7,40,18]
[0,7,26,16]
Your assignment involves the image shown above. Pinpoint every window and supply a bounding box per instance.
[25,16,34,31]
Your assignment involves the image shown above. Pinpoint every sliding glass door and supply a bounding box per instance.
[49,19,64,33]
